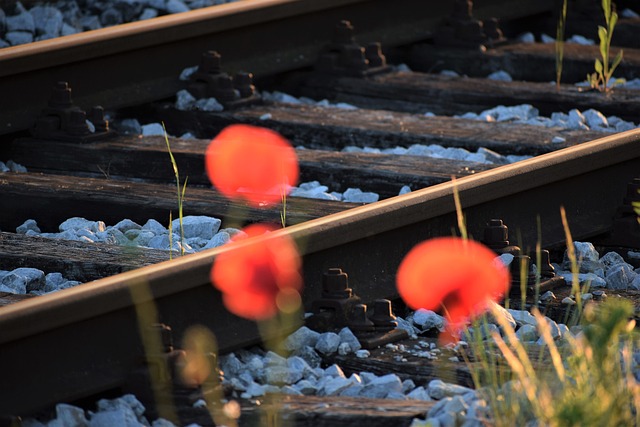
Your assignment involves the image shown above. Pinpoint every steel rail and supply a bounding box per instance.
[0,0,554,136]
[0,129,638,415]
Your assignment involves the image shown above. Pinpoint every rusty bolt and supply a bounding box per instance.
[348,303,375,332]
[365,42,386,67]
[483,18,503,40]
[234,72,255,98]
[333,20,356,44]
[89,106,109,133]
[49,81,73,109]
[322,268,352,299]
[539,249,555,278]
[199,51,222,74]
[369,299,398,330]
[67,110,90,136]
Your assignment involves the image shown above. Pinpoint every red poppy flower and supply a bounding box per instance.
[396,237,510,343]
[205,125,299,207]
[211,224,302,320]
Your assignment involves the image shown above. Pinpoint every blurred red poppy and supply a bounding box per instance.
[211,224,302,320]
[396,237,510,343]
[205,124,299,207]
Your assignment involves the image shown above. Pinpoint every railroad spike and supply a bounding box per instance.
[186,50,261,109]
[31,81,115,143]
[315,20,391,77]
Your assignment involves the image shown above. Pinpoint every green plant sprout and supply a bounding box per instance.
[586,0,624,92]
[163,123,188,256]
[555,0,568,89]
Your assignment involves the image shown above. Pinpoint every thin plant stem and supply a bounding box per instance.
[555,0,568,89]
[451,177,467,240]
[560,206,582,324]
[163,122,187,256]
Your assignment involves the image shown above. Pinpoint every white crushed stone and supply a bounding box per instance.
[1,0,243,47]
[16,215,237,255]
[23,395,176,427]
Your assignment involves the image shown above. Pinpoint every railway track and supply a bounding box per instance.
[0,0,639,423]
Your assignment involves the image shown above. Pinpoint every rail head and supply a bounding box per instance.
[0,128,637,345]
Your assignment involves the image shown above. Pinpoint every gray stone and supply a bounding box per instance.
[284,326,320,351]
[100,8,123,27]
[220,353,245,378]
[117,118,142,135]
[6,10,35,33]
[53,403,88,426]
[562,241,600,268]
[558,271,607,288]
[359,371,377,384]
[79,15,102,31]
[5,160,25,172]
[0,9,5,34]
[30,6,63,37]
[194,97,225,112]
[360,373,402,398]
[11,268,46,292]
[0,272,26,293]
[338,327,361,353]
[339,384,364,397]
[487,70,512,82]
[113,219,142,234]
[315,332,341,354]
[566,109,587,130]
[293,379,318,395]
[507,309,537,327]
[171,216,221,240]
[95,228,129,245]
[402,379,416,393]
[242,381,265,398]
[166,0,190,13]
[175,89,197,110]
[320,376,352,396]
[138,8,159,20]
[132,230,155,246]
[16,219,40,234]
[600,251,627,271]
[428,379,474,400]
[141,218,166,234]
[515,324,538,342]
[281,385,302,395]
[264,350,287,368]
[59,217,106,233]
[44,272,65,292]
[94,394,146,424]
[292,345,322,368]
[141,123,165,136]
[396,316,419,338]
[88,409,141,427]
[355,349,370,358]
[342,188,379,203]
[324,363,346,378]
[266,365,302,385]
[444,395,468,414]
[483,301,517,330]
[582,109,608,129]
[606,263,637,290]
[428,396,452,416]
[540,290,556,302]
[5,30,33,45]
[630,274,640,291]
[287,356,314,381]
[407,386,432,401]
[412,309,445,331]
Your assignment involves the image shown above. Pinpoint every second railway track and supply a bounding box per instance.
[0,0,639,422]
